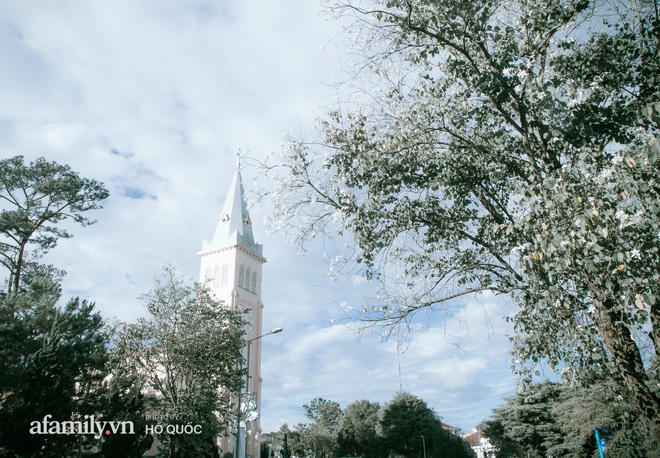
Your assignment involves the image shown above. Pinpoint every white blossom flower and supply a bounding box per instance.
[616,209,630,227]
[502,67,516,77]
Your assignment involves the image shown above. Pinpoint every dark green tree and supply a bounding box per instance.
[0,156,113,456]
[0,278,109,457]
[262,424,293,458]
[480,419,523,458]
[378,392,474,458]
[252,0,660,437]
[0,155,109,293]
[98,370,155,457]
[260,439,270,458]
[337,400,383,458]
[482,382,566,458]
[282,424,306,458]
[483,380,660,457]
[282,433,291,458]
[111,265,247,458]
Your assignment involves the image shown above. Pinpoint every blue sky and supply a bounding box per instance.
[0,0,516,433]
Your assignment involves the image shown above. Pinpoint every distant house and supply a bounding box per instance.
[440,422,462,436]
[462,430,495,458]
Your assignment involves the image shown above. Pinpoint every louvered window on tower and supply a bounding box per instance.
[245,268,252,290]
[239,265,246,289]
[221,263,229,286]
[205,268,212,285]
[213,265,220,287]
[251,271,257,293]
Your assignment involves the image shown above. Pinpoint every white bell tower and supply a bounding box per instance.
[198,166,266,458]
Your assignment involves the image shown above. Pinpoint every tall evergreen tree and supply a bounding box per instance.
[0,156,111,456]
[0,278,109,457]
[0,155,108,293]
[482,382,566,458]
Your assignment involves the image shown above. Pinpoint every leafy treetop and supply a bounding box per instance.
[0,155,109,293]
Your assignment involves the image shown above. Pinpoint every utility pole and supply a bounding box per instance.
[421,435,426,458]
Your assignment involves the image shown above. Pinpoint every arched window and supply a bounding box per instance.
[221,263,229,286]
[213,265,220,287]
[239,265,246,289]
[251,271,257,293]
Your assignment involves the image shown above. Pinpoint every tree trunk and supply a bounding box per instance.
[597,299,660,440]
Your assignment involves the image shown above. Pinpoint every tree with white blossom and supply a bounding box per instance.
[250,0,660,439]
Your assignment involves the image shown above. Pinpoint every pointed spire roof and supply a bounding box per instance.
[203,165,263,256]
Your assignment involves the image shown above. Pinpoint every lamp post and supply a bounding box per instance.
[235,328,283,458]
[421,435,426,458]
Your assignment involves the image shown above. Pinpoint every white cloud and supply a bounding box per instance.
[259,293,515,432]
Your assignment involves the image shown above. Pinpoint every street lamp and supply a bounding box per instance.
[235,328,283,458]
[247,328,283,389]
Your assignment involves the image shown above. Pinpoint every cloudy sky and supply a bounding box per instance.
[0,0,517,433]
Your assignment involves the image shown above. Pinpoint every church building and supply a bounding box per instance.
[197,166,267,458]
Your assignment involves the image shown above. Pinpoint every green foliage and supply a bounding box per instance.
[0,155,109,292]
[282,433,292,458]
[99,371,155,457]
[378,392,474,458]
[265,424,306,458]
[483,382,566,457]
[288,425,307,458]
[253,0,660,437]
[379,392,434,457]
[110,265,247,458]
[480,418,523,458]
[483,380,660,457]
[0,156,115,456]
[337,400,383,458]
[289,394,473,458]
[552,380,660,458]
[299,398,343,458]
[509,134,660,426]
[0,278,109,457]
[304,398,343,432]
[262,424,296,458]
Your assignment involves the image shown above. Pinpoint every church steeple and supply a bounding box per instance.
[203,167,262,256]
[197,162,267,458]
